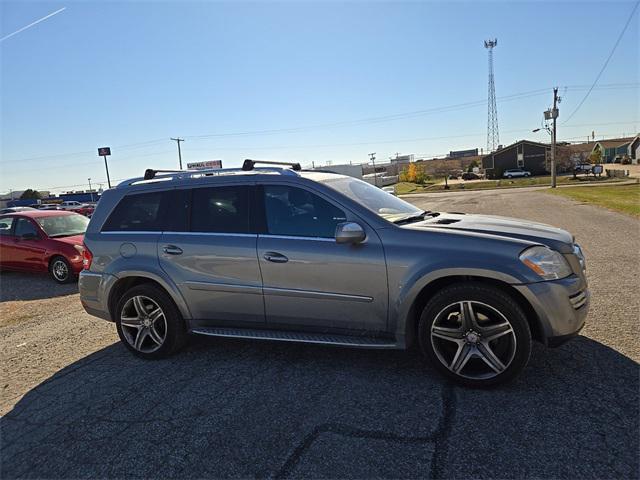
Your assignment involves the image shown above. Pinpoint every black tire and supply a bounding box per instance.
[418,282,531,388]
[506,175,512,179]
[115,284,188,359]
[49,256,75,284]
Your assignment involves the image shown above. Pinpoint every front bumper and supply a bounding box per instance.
[514,274,589,346]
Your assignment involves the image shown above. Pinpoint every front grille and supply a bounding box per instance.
[569,290,588,310]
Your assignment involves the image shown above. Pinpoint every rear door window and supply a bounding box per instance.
[103,191,168,232]
[190,186,250,234]
[14,218,38,237]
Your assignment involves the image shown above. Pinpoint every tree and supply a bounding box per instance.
[466,159,479,173]
[590,146,603,165]
[20,189,41,200]
[555,145,573,173]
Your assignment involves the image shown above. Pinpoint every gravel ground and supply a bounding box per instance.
[1,188,638,479]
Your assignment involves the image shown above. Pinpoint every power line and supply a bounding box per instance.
[0,138,168,165]
[562,0,640,125]
[2,83,637,167]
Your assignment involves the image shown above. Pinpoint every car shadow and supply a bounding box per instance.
[0,335,637,479]
[0,271,78,302]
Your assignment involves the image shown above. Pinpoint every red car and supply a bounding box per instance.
[0,210,89,283]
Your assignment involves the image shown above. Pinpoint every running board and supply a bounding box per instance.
[190,327,398,349]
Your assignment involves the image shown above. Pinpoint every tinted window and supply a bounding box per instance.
[0,217,15,236]
[103,192,164,232]
[14,218,38,237]
[191,186,249,234]
[264,185,346,238]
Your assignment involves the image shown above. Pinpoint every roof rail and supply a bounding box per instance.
[144,169,182,180]
[117,164,301,188]
[242,159,301,171]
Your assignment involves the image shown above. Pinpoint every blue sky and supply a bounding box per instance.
[1,1,638,193]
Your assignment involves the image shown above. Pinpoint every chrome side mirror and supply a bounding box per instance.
[335,222,366,244]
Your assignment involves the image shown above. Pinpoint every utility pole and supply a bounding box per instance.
[88,178,94,202]
[170,137,185,169]
[544,88,560,188]
[369,152,377,187]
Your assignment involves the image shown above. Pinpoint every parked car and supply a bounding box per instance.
[574,163,593,174]
[37,203,62,210]
[0,206,37,215]
[503,168,531,178]
[79,161,589,387]
[58,200,95,217]
[461,172,481,180]
[59,200,84,210]
[0,210,89,283]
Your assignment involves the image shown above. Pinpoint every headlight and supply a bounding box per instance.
[519,246,572,280]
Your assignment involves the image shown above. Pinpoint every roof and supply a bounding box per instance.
[0,210,76,219]
[594,137,636,149]
[482,139,549,159]
[565,142,597,153]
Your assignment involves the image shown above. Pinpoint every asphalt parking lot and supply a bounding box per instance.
[1,188,638,479]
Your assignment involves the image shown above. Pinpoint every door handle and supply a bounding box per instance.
[163,245,183,255]
[263,252,288,263]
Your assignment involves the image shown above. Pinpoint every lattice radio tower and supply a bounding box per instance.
[484,38,499,152]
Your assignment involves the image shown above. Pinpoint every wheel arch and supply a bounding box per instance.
[107,273,191,322]
[402,275,544,349]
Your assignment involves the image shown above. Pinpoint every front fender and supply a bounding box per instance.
[391,267,522,348]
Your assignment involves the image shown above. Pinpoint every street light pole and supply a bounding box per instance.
[88,178,94,202]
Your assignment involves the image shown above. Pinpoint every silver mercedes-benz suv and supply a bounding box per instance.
[79,160,589,387]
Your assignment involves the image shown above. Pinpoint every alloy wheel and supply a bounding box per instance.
[120,295,167,353]
[430,301,517,380]
[52,260,68,281]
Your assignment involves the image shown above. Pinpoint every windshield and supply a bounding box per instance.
[36,214,89,238]
[321,176,424,222]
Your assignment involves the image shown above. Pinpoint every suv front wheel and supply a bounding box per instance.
[115,284,187,359]
[419,283,531,387]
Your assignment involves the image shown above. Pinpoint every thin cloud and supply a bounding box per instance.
[0,7,66,42]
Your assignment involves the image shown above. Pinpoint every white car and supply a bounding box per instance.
[59,201,84,210]
[503,168,531,178]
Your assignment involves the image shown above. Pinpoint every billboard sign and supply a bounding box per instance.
[187,160,222,170]
[449,148,478,158]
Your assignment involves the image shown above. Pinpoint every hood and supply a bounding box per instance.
[53,234,84,247]
[403,212,574,252]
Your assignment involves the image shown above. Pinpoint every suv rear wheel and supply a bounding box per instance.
[115,284,187,359]
[418,282,531,387]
